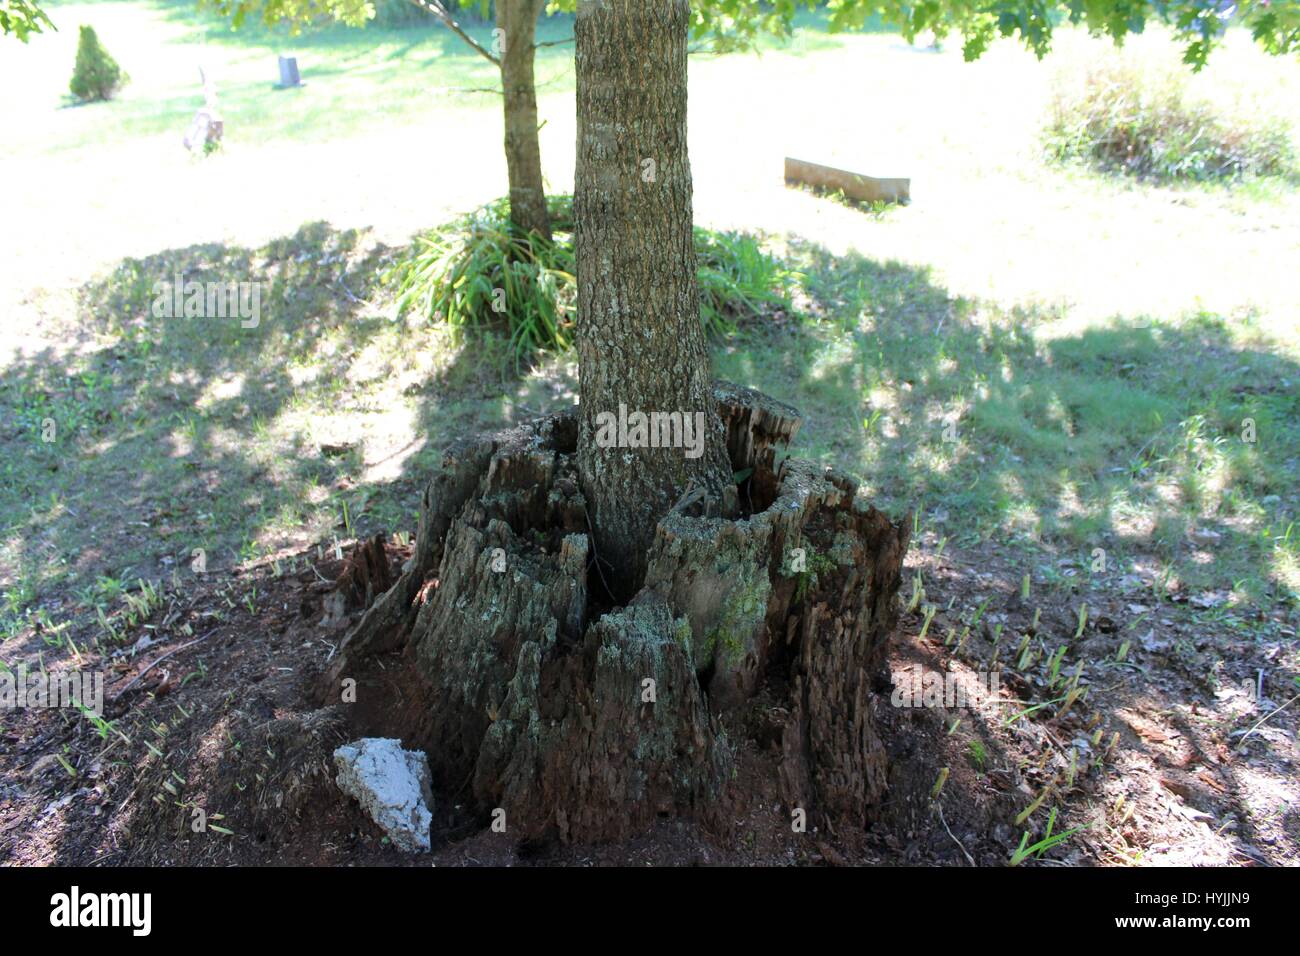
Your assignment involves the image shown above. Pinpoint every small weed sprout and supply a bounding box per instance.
[919,604,938,640]
[931,767,950,800]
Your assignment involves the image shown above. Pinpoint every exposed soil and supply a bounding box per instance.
[3,509,1295,866]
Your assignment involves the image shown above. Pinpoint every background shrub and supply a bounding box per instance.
[69,25,127,102]
[1044,54,1295,182]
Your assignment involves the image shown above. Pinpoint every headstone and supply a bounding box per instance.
[277,56,301,88]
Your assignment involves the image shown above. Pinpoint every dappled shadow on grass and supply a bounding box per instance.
[0,219,548,648]
[717,238,1299,611]
[2,214,1297,865]
[4,219,1296,644]
[720,243,1298,863]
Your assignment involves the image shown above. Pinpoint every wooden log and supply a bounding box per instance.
[784,156,910,204]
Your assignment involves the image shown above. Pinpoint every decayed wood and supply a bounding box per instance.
[774,466,911,820]
[476,596,731,841]
[714,380,802,508]
[320,383,909,842]
[647,454,910,826]
[315,411,579,700]
[784,156,910,204]
[334,534,393,611]
[409,517,588,784]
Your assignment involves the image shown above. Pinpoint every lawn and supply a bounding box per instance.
[4,0,1299,633]
[1,0,1298,866]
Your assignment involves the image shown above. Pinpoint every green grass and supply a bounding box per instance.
[714,242,1300,610]
[5,221,1294,652]
[2,2,1298,651]
[4,0,576,160]
[0,221,535,642]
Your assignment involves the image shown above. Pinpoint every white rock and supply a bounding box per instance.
[333,738,433,853]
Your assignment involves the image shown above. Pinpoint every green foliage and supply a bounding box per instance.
[1,0,53,41]
[1044,54,1297,181]
[1008,807,1083,865]
[790,546,837,603]
[69,25,127,102]
[200,0,374,32]
[695,229,803,338]
[199,0,517,35]
[659,1,1300,69]
[386,195,577,357]
[364,0,495,29]
[822,0,1299,68]
[367,0,433,28]
[386,195,799,359]
[196,0,1299,71]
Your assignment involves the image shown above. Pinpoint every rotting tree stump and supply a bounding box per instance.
[318,383,910,842]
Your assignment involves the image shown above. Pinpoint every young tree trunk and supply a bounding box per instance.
[573,0,733,593]
[497,0,551,239]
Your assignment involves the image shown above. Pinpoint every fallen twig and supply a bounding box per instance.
[112,630,215,700]
[1234,691,1300,749]
[937,804,975,866]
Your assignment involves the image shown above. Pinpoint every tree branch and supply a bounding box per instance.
[408,0,501,67]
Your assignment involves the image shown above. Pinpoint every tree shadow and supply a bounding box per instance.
[5,221,1294,654]
[0,220,542,633]
[3,217,1296,865]
[718,237,1299,609]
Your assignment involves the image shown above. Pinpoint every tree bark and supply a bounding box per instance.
[316,386,909,843]
[573,0,733,595]
[497,0,551,239]
[308,0,913,851]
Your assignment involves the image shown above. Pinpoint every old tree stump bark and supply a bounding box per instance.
[316,0,908,846]
[320,383,909,842]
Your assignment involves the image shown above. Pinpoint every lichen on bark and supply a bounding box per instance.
[321,383,909,843]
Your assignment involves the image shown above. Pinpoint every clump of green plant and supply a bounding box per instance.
[386,195,578,357]
[386,194,799,360]
[792,182,899,219]
[1008,807,1084,866]
[1043,57,1295,182]
[69,25,128,103]
[694,227,800,337]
